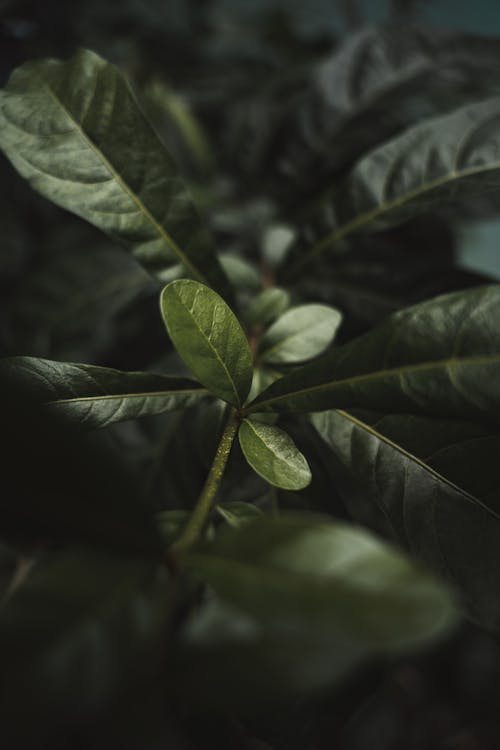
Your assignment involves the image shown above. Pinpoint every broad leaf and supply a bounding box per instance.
[175,514,456,703]
[238,419,311,490]
[160,280,253,407]
[0,48,231,300]
[247,286,500,417]
[306,97,500,260]
[259,303,342,364]
[311,408,500,631]
[245,287,291,328]
[0,548,173,746]
[0,356,207,429]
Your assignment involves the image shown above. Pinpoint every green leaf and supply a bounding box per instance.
[176,514,456,703]
[0,356,207,429]
[238,419,312,490]
[0,548,173,745]
[247,285,500,416]
[160,280,253,407]
[311,408,500,632]
[245,287,291,328]
[259,303,342,364]
[307,97,500,260]
[0,48,231,300]
[216,501,264,527]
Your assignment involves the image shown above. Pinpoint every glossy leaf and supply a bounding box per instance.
[308,97,500,259]
[238,420,311,490]
[245,288,291,328]
[160,280,253,407]
[259,303,342,364]
[0,548,173,746]
[0,356,207,429]
[177,514,456,701]
[311,408,500,631]
[0,48,231,299]
[248,285,500,417]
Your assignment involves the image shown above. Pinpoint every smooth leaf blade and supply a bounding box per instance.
[245,287,291,328]
[183,514,456,651]
[248,286,500,418]
[0,48,231,299]
[160,280,253,407]
[239,419,311,490]
[0,356,207,429]
[259,303,342,364]
[308,97,500,260]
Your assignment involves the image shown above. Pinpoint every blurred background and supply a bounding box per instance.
[2,1,500,748]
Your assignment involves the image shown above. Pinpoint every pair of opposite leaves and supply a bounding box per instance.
[160,279,312,491]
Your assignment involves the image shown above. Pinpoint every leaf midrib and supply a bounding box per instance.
[40,73,208,284]
[334,409,500,524]
[47,386,208,406]
[311,159,500,259]
[248,352,500,412]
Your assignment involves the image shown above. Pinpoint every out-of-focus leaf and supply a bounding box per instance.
[312,407,500,632]
[0,48,232,299]
[219,253,262,291]
[216,501,264,527]
[259,303,342,364]
[0,548,173,747]
[174,514,456,706]
[245,287,291,328]
[305,97,500,262]
[248,286,500,416]
[0,356,207,429]
[160,280,253,407]
[238,419,311,490]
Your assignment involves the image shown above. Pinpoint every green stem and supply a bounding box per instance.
[173,408,238,552]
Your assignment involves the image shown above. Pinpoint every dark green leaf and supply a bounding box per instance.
[160,280,253,407]
[307,97,500,260]
[311,408,500,631]
[176,514,456,703]
[245,287,291,328]
[0,356,207,429]
[248,286,500,417]
[259,303,342,364]
[0,548,173,746]
[0,48,231,299]
[238,419,311,490]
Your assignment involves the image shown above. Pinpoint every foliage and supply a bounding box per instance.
[2,3,500,747]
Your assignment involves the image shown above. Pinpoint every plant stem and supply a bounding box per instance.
[173,408,238,552]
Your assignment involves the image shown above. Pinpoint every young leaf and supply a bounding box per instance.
[245,287,291,328]
[258,303,342,364]
[178,515,456,700]
[160,280,253,407]
[0,48,231,300]
[312,408,500,632]
[216,501,264,528]
[0,356,207,429]
[307,97,500,260]
[238,419,311,490]
[247,285,500,417]
[0,549,173,746]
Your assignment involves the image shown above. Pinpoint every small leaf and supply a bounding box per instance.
[160,280,253,407]
[216,501,264,527]
[0,48,231,300]
[259,304,342,364]
[245,287,291,328]
[238,419,311,490]
[0,356,207,429]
